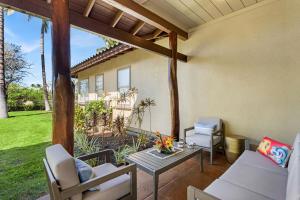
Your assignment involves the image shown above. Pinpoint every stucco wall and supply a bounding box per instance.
[78,0,300,144]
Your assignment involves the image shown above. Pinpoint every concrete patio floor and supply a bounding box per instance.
[38,152,230,200]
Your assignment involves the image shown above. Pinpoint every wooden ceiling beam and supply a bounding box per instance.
[142,29,163,40]
[130,20,145,35]
[110,10,123,27]
[0,0,187,62]
[101,0,188,40]
[83,0,96,17]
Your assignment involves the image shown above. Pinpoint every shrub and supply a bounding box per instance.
[74,106,87,132]
[7,84,45,111]
[85,100,107,129]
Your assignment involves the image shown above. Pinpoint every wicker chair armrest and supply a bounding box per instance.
[61,164,137,199]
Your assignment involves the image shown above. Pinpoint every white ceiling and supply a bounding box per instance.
[135,0,266,30]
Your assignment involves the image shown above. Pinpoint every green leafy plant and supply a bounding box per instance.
[74,105,87,132]
[86,100,106,129]
[113,137,140,165]
[74,130,100,166]
[112,115,125,136]
[137,133,149,149]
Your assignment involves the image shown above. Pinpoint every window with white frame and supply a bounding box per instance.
[117,67,130,93]
[79,79,89,101]
[95,74,104,97]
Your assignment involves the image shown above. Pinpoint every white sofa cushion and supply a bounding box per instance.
[46,144,81,200]
[205,179,273,200]
[286,133,300,200]
[185,134,221,148]
[235,150,288,176]
[83,163,130,200]
[219,161,287,200]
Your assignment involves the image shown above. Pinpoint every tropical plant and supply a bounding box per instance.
[74,130,100,166]
[74,105,87,132]
[113,145,131,166]
[137,133,149,149]
[97,37,119,53]
[85,100,106,131]
[40,19,51,111]
[112,115,125,136]
[113,137,141,165]
[131,100,146,129]
[131,98,156,131]
[100,107,113,129]
[0,7,7,118]
[144,98,156,131]
[130,137,141,152]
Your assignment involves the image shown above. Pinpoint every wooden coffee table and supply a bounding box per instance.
[125,145,203,200]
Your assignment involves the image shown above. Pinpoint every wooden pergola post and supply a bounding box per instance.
[168,32,180,141]
[51,0,74,155]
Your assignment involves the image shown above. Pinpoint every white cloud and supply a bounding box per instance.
[4,27,17,39]
[5,27,39,53]
[21,40,40,53]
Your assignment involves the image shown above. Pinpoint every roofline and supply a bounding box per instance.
[71,44,134,76]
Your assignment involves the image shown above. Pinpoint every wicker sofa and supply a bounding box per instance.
[188,133,300,200]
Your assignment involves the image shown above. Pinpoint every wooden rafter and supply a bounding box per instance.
[130,20,145,35]
[110,10,123,27]
[102,0,188,40]
[143,29,163,40]
[0,0,188,62]
[83,0,96,17]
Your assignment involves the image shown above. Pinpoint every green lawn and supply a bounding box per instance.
[0,111,52,200]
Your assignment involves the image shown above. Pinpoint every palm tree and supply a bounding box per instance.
[144,98,156,132]
[40,19,51,111]
[97,37,119,53]
[0,7,8,118]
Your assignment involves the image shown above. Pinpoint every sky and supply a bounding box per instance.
[4,11,106,86]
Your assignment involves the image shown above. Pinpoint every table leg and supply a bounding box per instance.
[153,173,159,200]
[200,149,204,172]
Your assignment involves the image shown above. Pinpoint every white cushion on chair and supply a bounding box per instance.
[83,163,131,200]
[186,134,221,148]
[46,144,82,200]
[197,117,222,130]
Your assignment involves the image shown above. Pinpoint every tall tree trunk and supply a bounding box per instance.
[168,32,180,141]
[40,20,51,111]
[0,7,8,119]
[51,0,74,155]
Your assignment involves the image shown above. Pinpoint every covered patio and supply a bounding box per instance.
[1,0,300,200]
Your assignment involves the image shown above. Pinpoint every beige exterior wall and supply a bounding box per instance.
[78,0,300,144]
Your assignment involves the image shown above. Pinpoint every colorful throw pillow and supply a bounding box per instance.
[257,136,292,168]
